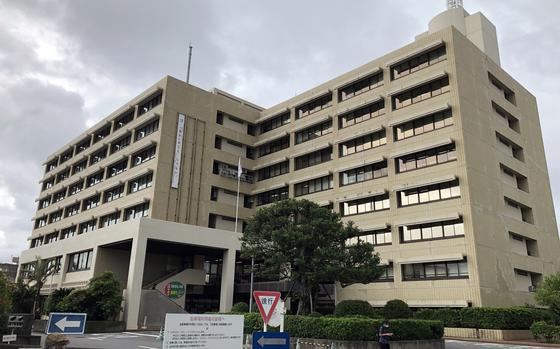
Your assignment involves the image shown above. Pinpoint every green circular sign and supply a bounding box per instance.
[164,281,185,299]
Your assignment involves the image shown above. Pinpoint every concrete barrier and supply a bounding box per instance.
[444,327,533,340]
[244,336,444,349]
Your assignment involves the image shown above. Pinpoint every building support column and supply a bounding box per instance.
[219,248,236,313]
[125,234,147,330]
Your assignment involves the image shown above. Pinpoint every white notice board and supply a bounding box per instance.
[163,314,243,349]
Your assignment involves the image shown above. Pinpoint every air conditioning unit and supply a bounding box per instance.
[528,285,537,292]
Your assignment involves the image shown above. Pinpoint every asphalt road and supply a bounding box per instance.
[37,333,554,349]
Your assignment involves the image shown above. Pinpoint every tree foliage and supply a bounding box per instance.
[44,288,72,315]
[241,199,381,314]
[0,271,12,334]
[536,273,560,317]
[383,299,412,319]
[11,279,34,313]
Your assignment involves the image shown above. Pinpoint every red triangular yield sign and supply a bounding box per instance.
[253,291,281,325]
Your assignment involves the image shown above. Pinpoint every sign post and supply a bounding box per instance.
[2,334,17,344]
[46,313,87,335]
[253,291,281,332]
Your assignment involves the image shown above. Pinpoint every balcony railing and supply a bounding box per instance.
[219,167,254,184]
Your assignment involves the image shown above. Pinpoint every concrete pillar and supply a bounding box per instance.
[57,254,69,288]
[219,248,236,313]
[124,234,147,330]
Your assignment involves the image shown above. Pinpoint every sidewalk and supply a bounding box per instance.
[446,336,560,347]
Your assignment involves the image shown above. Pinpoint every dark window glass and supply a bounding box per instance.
[340,193,390,216]
[340,160,388,186]
[392,76,450,110]
[295,147,332,170]
[295,120,332,144]
[259,112,290,134]
[257,161,289,181]
[339,130,386,157]
[256,187,289,206]
[294,175,333,197]
[296,94,332,119]
[339,71,383,101]
[339,100,385,129]
[402,259,468,280]
[391,45,446,80]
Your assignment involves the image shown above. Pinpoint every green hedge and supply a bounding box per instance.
[241,313,443,341]
[334,300,376,318]
[531,321,560,343]
[414,307,555,330]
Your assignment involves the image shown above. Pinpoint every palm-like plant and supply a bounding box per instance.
[27,257,57,317]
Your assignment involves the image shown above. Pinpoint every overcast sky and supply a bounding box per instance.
[0,0,559,262]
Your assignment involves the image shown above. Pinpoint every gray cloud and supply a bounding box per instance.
[0,0,558,261]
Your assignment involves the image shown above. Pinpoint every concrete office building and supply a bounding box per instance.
[19,2,559,328]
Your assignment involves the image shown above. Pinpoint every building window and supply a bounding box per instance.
[39,197,51,210]
[47,256,62,274]
[104,184,125,203]
[295,120,332,144]
[65,203,80,217]
[396,143,457,173]
[504,197,533,224]
[110,134,131,154]
[138,92,162,116]
[295,147,332,170]
[75,138,91,155]
[132,145,156,167]
[257,136,290,158]
[496,132,524,161]
[492,102,519,133]
[346,227,392,246]
[244,195,254,209]
[294,175,333,197]
[114,110,134,131]
[20,263,36,278]
[56,169,70,184]
[72,159,88,175]
[53,189,66,203]
[402,258,468,281]
[129,173,153,193]
[339,100,385,129]
[79,219,97,234]
[135,118,159,141]
[340,193,390,216]
[340,160,388,187]
[87,170,104,188]
[44,232,59,244]
[259,112,290,134]
[339,130,386,157]
[82,194,101,211]
[67,250,93,272]
[49,210,63,223]
[60,226,76,239]
[213,161,254,183]
[35,216,48,229]
[257,161,289,181]
[392,76,450,110]
[339,71,383,101]
[100,211,120,228]
[90,147,108,165]
[93,125,111,143]
[108,158,129,178]
[124,202,150,220]
[394,108,453,141]
[400,218,464,243]
[391,45,446,80]
[378,263,394,281]
[68,180,84,196]
[398,179,460,207]
[42,178,55,191]
[210,187,218,201]
[30,237,43,248]
[296,93,332,119]
[488,72,516,105]
[60,150,73,164]
[46,159,58,173]
[256,187,289,206]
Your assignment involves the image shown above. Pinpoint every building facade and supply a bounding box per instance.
[19,4,559,328]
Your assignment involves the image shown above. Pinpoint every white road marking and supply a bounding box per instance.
[115,335,140,339]
[138,346,158,349]
[123,332,159,338]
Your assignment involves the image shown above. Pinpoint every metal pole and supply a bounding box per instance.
[249,257,254,312]
[234,158,241,235]
[186,44,193,84]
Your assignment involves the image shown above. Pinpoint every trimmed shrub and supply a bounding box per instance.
[334,300,375,318]
[414,308,461,327]
[460,307,554,330]
[241,313,443,341]
[531,321,560,343]
[231,302,249,313]
[383,299,412,319]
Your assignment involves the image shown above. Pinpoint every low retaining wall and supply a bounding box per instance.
[445,327,533,340]
[244,335,443,349]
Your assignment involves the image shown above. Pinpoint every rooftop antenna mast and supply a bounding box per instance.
[447,0,463,9]
[186,43,193,84]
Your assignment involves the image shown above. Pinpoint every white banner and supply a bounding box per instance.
[171,113,186,188]
[163,314,243,349]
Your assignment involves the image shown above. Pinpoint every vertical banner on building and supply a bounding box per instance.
[171,113,186,188]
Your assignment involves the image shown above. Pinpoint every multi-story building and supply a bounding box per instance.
[19,2,559,329]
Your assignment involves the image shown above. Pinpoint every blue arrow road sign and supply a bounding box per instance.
[47,313,87,334]
[253,331,290,349]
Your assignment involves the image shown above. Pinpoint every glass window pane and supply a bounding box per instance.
[432,225,443,238]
